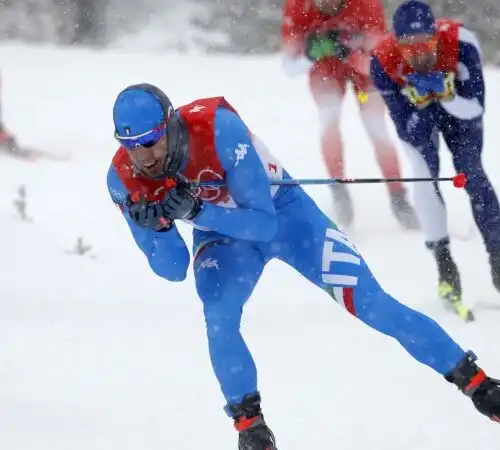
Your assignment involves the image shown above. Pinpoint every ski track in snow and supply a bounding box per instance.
[0,43,499,449]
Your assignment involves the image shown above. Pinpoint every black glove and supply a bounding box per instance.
[160,181,202,221]
[305,29,350,61]
[445,351,500,423]
[126,194,172,231]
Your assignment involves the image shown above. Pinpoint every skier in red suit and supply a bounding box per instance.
[281,0,418,229]
[0,73,21,154]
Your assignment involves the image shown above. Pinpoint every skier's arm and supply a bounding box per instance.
[281,0,314,76]
[281,0,306,57]
[107,166,190,281]
[457,27,484,105]
[370,55,433,146]
[191,108,278,242]
[439,27,484,120]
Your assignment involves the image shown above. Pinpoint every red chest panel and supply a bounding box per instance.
[112,96,241,206]
[178,97,239,204]
[374,19,460,86]
[112,148,176,202]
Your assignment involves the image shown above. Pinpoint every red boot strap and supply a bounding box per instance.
[464,369,487,393]
[234,415,259,432]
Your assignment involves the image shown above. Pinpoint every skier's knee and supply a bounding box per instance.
[203,300,243,339]
[463,167,488,190]
[196,278,249,337]
[352,285,409,335]
[197,275,252,308]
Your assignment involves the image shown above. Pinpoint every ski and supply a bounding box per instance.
[438,281,475,322]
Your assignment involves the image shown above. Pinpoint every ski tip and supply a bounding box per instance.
[465,311,475,322]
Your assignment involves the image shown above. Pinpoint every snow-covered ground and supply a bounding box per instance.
[0,43,499,449]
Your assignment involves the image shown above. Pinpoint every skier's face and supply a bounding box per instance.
[127,135,168,179]
[397,34,438,73]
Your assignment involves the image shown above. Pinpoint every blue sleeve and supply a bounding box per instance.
[107,165,190,282]
[191,108,278,242]
[370,55,433,146]
[457,38,485,107]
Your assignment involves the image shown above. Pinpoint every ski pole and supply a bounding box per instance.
[196,173,467,188]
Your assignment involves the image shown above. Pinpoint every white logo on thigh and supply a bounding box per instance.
[321,228,360,286]
[197,257,219,271]
[234,143,249,166]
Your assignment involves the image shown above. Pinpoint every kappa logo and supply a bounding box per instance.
[197,257,219,271]
[189,105,206,113]
[153,186,166,196]
[235,143,249,167]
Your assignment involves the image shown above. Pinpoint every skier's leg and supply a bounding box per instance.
[194,239,277,450]
[272,188,466,375]
[309,59,348,181]
[399,131,466,315]
[442,117,500,291]
[355,83,418,229]
[309,59,353,227]
[194,239,266,406]
[351,72,404,194]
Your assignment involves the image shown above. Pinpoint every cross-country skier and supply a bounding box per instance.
[0,123,18,153]
[281,0,418,229]
[107,83,500,450]
[370,0,500,320]
[0,72,45,159]
[0,74,20,155]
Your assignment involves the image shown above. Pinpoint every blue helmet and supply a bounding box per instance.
[113,88,167,139]
[393,0,436,39]
[112,83,188,179]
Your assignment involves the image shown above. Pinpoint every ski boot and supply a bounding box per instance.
[445,350,500,423]
[390,190,420,230]
[330,183,353,228]
[430,238,474,321]
[227,392,277,450]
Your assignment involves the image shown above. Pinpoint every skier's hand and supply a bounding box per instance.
[433,72,456,102]
[405,72,439,93]
[126,194,172,231]
[401,82,434,108]
[305,29,350,61]
[160,181,202,221]
[401,72,455,108]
